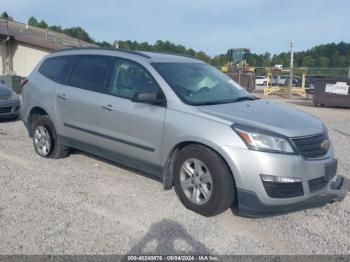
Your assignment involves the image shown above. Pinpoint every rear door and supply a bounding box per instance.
[97,58,166,168]
[55,55,114,147]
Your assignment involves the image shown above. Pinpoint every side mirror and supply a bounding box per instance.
[131,91,165,106]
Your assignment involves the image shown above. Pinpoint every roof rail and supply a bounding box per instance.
[51,47,151,58]
[145,51,200,60]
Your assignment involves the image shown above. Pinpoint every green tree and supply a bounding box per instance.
[211,54,229,68]
[63,27,94,43]
[0,11,14,21]
[38,20,48,29]
[49,25,63,33]
[196,51,210,63]
[317,56,329,68]
[28,16,39,27]
[113,39,213,63]
[95,41,112,48]
[302,55,316,67]
[262,52,271,67]
[330,51,340,67]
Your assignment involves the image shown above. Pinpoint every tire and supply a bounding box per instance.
[31,115,69,159]
[263,81,267,86]
[173,144,236,217]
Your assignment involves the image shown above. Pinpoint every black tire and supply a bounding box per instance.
[173,144,236,217]
[31,115,69,159]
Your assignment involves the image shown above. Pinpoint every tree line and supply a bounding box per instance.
[1,12,349,70]
[248,42,350,69]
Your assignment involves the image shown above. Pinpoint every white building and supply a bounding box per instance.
[0,19,96,77]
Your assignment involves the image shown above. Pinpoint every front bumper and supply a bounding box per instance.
[0,99,21,119]
[221,145,348,217]
[237,175,348,217]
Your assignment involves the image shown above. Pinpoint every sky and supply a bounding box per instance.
[1,0,349,56]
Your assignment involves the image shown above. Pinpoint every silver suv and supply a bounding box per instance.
[21,48,346,217]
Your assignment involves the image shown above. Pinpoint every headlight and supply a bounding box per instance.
[233,124,295,154]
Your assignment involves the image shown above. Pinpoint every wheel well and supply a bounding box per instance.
[163,141,236,191]
[28,107,48,136]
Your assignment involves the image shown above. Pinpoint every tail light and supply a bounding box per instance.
[21,78,28,88]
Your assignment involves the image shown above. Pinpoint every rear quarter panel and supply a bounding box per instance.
[21,66,59,132]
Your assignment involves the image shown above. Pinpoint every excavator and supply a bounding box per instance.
[221,48,256,92]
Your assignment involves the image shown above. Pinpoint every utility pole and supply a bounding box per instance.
[348,67,350,78]
[288,42,294,98]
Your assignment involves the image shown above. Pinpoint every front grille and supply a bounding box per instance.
[309,177,329,192]
[291,133,329,159]
[0,107,12,114]
[0,95,10,100]
[262,181,304,198]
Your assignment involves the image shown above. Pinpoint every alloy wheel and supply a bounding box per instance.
[34,125,52,157]
[180,158,213,205]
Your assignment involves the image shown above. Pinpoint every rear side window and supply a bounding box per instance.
[39,55,76,83]
[68,55,113,92]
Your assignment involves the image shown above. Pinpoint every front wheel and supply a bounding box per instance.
[173,144,236,216]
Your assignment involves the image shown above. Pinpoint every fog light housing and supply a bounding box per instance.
[261,174,304,198]
[260,174,301,183]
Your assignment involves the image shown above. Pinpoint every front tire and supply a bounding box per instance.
[173,144,236,216]
[32,115,69,159]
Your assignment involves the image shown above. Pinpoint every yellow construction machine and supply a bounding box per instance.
[223,48,256,92]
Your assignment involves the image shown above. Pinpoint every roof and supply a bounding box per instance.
[50,47,202,63]
[0,19,96,50]
[141,51,201,63]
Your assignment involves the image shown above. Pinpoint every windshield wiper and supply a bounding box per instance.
[231,96,258,102]
[193,96,258,106]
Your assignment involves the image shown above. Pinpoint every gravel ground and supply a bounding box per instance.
[0,94,349,255]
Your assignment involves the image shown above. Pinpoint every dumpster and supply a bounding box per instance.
[313,78,350,108]
[226,73,256,92]
[0,75,23,94]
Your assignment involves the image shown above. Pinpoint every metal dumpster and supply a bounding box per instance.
[313,78,350,108]
[0,75,23,94]
[226,73,256,92]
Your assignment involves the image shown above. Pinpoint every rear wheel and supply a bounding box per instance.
[173,144,236,216]
[32,115,69,159]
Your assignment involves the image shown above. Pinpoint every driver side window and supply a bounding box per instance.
[108,59,160,100]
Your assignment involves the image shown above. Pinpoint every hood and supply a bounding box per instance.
[199,99,324,137]
[0,84,12,98]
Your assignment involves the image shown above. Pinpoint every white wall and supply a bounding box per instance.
[12,42,50,77]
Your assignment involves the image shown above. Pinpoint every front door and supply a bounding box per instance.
[97,58,166,170]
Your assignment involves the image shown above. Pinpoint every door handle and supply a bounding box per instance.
[101,104,114,111]
[57,93,67,100]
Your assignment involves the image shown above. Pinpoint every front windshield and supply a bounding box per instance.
[152,62,253,105]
